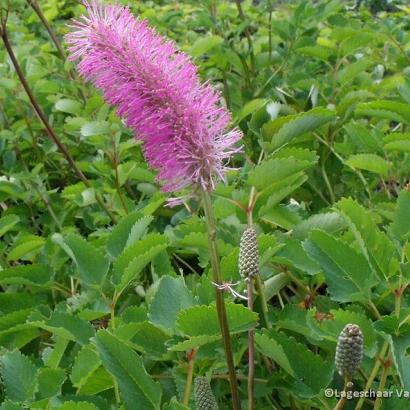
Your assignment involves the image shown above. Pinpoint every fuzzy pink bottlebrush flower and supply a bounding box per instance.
[65,1,242,193]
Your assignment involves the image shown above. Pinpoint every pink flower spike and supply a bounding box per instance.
[66,1,242,193]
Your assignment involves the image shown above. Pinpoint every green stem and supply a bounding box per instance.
[368,300,382,320]
[321,161,336,203]
[374,353,390,410]
[255,276,271,329]
[334,375,352,410]
[355,341,389,410]
[201,189,241,410]
[113,379,121,403]
[183,349,196,406]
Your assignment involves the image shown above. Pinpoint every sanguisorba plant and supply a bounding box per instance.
[65,1,242,408]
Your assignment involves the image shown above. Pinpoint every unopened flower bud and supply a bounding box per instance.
[239,227,259,278]
[194,377,218,410]
[335,324,363,377]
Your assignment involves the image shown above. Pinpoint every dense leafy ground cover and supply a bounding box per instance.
[0,0,410,409]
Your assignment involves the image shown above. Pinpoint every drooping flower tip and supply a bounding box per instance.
[65,1,242,193]
[335,323,364,377]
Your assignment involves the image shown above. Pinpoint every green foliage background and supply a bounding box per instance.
[0,0,410,409]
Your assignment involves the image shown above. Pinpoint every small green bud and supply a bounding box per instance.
[194,376,218,410]
[335,323,364,377]
[239,227,259,278]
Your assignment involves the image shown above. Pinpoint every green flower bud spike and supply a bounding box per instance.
[194,376,218,410]
[239,227,259,279]
[335,323,364,377]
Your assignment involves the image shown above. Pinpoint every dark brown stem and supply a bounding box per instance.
[28,0,65,58]
[0,25,117,224]
[234,0,255,72]
[27,0,87,102]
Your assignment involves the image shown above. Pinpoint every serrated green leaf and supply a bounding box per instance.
[337,90,374,116]
[263,107,335,151]
[114,321,169,358]
[189,35,222,57]
[0,402,22,410]
[391,190,410,240]
[36,367,66,399]
[0,350,37,402]
[176,303,258,336]
[303,230,377,302]
[247,157,314,190]
[236,98,267,123]
[107,212,143,257]
[112,233,169,291]
[355,100,410,123]
[346,154,392,176]
[343,122,382,153]
[254,331,293,374]
[385,140,410,153]
[274,237,320,275]
[28,311,94,345]
[0,309,32,335]
[255,329,333,397]
[94,330,162,410]
[0,265,52,286]
[124,216,154,249]
[0,214,19,237]
[264,273,289,301]
[80,121,110,137]
[71,345,101,390]
[148,276,195,333]
[0,293,46,314]
[53,233,109,286]
[390,333,410,392]
[337,58,373,84]
[275,305,314,337]
[43,337,69,369]
[337,197,398,277]
[55,99,82,115]
[261,203,302,231]
[297,45,333,60]
[256,173,307,216]
[57,401,99,410]
[78,366,114,395]
[7,235,45,262]
[293,212,346,239]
